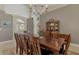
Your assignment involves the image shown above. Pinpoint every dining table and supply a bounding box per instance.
[39,37,65,54]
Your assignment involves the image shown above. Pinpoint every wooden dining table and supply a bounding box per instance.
[39,37,65,54]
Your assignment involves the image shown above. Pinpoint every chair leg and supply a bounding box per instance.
[16,46,18,54]
[21,49,23,55]
[19,48,23,55]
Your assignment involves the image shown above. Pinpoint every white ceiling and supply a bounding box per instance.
[27,4,69,15]
[47,4,69,12]
[0,4,69,17]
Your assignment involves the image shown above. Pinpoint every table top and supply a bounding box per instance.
[39,37,65,52]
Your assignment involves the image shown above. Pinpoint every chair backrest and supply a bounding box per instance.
[44,31,59,40]
[31,37,41,55]
[24,34,31,54]
[14,33,19,46]
[14,33,24,54]
[14,33,31,55]
[59,33,71,54]
[14,33,21,49]
[19,33,31,55]
[50,32,59,39]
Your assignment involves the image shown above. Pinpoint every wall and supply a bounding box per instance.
[0,5,4,11]
[0,5,30,42]
[0,10,13,42]
[4,4,29,40]
[40,5,79,44]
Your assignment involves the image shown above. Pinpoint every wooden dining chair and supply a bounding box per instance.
[14,33,31,55]
[59,34,71,55]
[18,34,24,55]
[23,34,31,55]
[19,33,32,55]
[31,37,41,55]
[14,33,20,54]
[50,32,59,39]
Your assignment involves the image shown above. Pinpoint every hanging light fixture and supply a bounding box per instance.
[28,4,48,17]
[38,4,48,15]
[45,4,48,13]
[28,4,33,18]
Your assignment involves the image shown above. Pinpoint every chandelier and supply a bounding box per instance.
[28,4,48,17]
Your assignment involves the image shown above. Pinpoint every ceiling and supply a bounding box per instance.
[0,4,69,17]
[27,4,69,15]
[47,4,69,12]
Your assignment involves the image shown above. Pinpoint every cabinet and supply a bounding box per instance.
[46,19,59,32]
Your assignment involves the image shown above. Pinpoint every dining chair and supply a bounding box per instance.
[31,37,41,55]
[14,33,31,55]
[14,33,20,54]
[18,34,24,55]
[59,34,71,55]
[23,34,31,55]
[50,32,59,39]
[19,33,32,55]
[44,32,71,55]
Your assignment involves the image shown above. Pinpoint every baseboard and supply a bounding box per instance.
[70,43,79,48]
[0,40,78,48]
[69,43,79,54]
[0,40,15,45]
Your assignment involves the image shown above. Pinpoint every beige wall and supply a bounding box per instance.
[0,5,28,42]
[0,10,13,42]
[40,5,79,44]
[0,4,28,42]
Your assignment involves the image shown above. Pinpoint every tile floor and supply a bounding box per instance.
[0,40,78,55]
